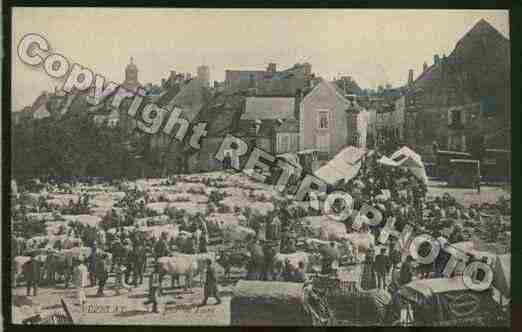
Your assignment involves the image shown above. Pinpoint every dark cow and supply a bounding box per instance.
[216,250,250,280]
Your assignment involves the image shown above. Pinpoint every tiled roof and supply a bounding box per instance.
[241,97,295,120]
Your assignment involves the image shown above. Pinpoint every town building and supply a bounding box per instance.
[224,62,314,96]
[299,79,368,159]
[366,94,405,148]
[197,65,210,88]
[346,100,370,148]
[149,78,211,175]
[403,19,510,157]
[333,76,363,96]
[187,91,247,172]
[234,96,298,154]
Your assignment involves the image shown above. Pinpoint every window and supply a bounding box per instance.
[352,134,360,147]
[317,110,330,129]
[449,109,463,126]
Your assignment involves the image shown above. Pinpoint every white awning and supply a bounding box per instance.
[314,146,366,185]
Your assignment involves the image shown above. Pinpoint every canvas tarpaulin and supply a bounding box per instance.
[435,290,496,325]
[492,254,510,298]
[314,146,366,185]
[378,146,428,184]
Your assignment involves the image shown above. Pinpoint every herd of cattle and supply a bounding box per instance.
[11,174,377,296]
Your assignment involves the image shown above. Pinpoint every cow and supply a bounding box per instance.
[272,251,320,277]
[44,252,74,286]
[222,225,256,243]
[343,232,375,262]
[13,255,47,287]
[13,256,31,287]
[157,255,199,292]
[304,238,355,265]
[216,250,250,280]
[140,225,179,242]
[62,237,83,249]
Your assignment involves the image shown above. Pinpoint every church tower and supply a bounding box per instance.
[122,57,142,92]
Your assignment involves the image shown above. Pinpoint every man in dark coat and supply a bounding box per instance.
[144,263,161,313]
[154,234,170,262]
[123,240,134,284]
[374,248,390,289]
[200,259,221,306]
[112,239,124,272]
[132,243,147,286]
[247,239,264,280]
[89,241,98,287]
[262,241,277,281]
[182,236,196,254]
[399,255,414,286]
[24,253,41,296]
[95,253,109,296]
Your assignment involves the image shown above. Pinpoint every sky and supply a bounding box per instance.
[11,8,509,111]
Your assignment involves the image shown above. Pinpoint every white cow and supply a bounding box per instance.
[157,254,199,291]
[13,256,31,287]
[222,225,256,243]
[342,232,375,262]
[140,225,180,241]
[273,251,316,274]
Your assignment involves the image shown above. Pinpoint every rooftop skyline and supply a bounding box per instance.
[12,8,509,110]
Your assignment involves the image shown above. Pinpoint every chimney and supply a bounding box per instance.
[408,69,414,86]
[434,54,440,65]
[423,62,428,72]
[294,89,303,120]
[267,63,277,74]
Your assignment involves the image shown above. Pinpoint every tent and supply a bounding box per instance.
[378,146,428,184]
[314,146,366,185]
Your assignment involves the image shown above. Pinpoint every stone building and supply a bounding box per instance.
[234,96,299,154]
[403,19,510,156]
[366,94,405,148]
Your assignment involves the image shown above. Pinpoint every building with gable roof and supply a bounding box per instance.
[299,79,368,159]
[403,19,510,157]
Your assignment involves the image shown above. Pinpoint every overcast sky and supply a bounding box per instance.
[12,8,509,111]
